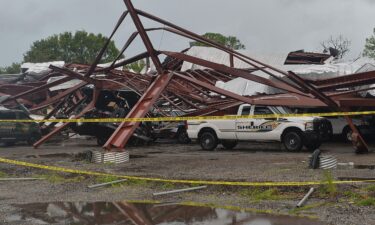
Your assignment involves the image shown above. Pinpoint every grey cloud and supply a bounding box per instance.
[0,0,374,66]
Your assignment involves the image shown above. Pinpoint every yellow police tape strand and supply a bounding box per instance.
[0,110,375,123]
[0,157,375,187]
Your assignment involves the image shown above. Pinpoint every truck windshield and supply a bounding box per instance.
[273,106,293,114]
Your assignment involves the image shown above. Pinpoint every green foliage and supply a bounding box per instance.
[357,197,375,207]
[289,202,327,214]
[365,185,375,194]
[343,190,362,201]
[94,176,124,187]
[239,188,285,202]
[23,31,122,64]
[159,182,176,190]
[0,171,8,178]
[364,28,375,59]
[125,179,149,187]
[0,63,21,74]
[125,59,146,73]
[319,170,338,197]
[190,32,245,50]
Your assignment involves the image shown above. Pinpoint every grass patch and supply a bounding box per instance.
[319,170,338,198]
[289,202,327,214]
[94,176,126,187]
[239,188,287,202]
[0,171,8,178]
[364,185,375,193]
[356,197,375,207]
[93,176,151,188]
[343,191,362,201]
[125,179,150,187]
[158,182,177,190]
[35,173,85,183]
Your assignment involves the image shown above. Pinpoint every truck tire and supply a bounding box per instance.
[342,126,353,143]
[222,140,238,150]
[199,131,218,151]
[283,131,303,152]
[177,130,190,144]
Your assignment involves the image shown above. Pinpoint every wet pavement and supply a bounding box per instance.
[5,201,325,225]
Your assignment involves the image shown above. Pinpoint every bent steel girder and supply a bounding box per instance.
[286,71,369,153]
[104,72,174,150]
[33,88,100,148]
[161,51,304,95]
[123,0,163,74]
[19,0,371,153]
[314,70,375,91]
[86,11,129,77]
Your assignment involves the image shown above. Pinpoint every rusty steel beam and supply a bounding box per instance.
[123,0,163,74]
[161,51,304,95]
[104,72,174,150]
[33,88,100,148]
[30,82,86,112]
[3,76,73,104]
[286,71,369,153]
[86,11,129,77]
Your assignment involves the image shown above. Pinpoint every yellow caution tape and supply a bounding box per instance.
[0,110,374,123]
[0,157,374,187]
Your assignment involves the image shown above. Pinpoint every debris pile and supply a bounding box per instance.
[1,0,375,154]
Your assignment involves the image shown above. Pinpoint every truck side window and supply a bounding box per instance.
[241,106,251,115]
[254,107,274,115]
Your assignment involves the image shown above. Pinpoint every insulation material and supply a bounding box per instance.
[21,61,65,75]
[47,76,82,91]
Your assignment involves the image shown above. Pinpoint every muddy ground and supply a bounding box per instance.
[0,138,375,225]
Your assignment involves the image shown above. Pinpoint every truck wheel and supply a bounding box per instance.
[222,140,238,150]
[177,131,190,144]
[283,131,303,152]
[342,126,353,143]
[304,142,321,152]
[199,132,218,151]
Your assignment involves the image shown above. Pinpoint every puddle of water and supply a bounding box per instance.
[6,202,325,225]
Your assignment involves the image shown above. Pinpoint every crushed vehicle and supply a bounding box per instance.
[68,88,155,146]
[187,104,332,152]
[151,121,190,144]
[0,106,42,146]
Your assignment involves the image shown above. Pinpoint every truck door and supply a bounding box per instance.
[236,106,276,140]
[235,105,255,140]
[251,106,278,140]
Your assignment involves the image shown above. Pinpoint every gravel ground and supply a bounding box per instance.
[0,139,375,225]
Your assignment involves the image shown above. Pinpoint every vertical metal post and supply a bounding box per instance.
[123,0,163,74]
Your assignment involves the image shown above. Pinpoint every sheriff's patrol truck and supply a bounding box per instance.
[187,104,332,152]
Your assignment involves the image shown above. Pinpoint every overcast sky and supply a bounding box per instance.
[1,0,375,67]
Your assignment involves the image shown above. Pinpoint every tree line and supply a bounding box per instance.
[1,29,375,74]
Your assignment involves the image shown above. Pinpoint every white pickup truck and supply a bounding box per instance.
[187,104,332,152]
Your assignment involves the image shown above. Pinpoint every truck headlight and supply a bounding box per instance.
[305,122,314,131]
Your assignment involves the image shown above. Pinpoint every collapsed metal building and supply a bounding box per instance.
[2,0,375,153]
